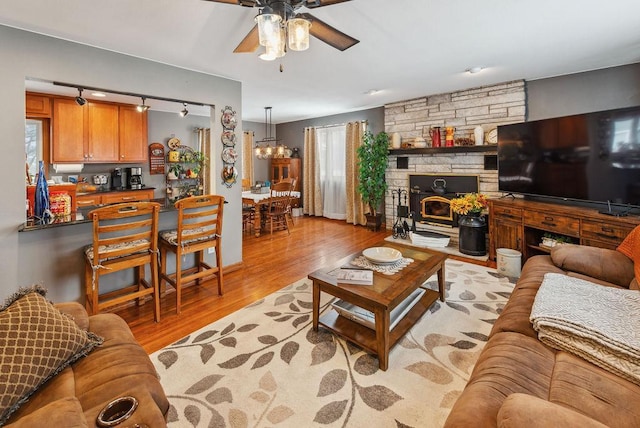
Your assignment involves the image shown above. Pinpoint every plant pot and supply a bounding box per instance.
[365,213,383,231]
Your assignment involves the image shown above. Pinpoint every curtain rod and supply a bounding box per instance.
[52,81,213,108]
[304,120,367,131]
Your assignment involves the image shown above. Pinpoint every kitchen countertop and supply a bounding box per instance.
[19,197,172,232]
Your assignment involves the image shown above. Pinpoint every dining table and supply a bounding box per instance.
[242,190,300,237]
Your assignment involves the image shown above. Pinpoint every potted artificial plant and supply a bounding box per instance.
[357,131,390,230]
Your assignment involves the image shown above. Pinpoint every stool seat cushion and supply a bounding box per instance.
[159,228,217,246]
[84,239,151,261]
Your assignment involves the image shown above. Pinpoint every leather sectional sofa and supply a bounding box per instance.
[2,296,168,427]
[444,244,640,427]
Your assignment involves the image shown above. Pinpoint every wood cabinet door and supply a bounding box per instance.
[26,93,52,118]
[52,98,86,162]
[493,219,523,253]
[87,102,119,162]
[118,106,148,162]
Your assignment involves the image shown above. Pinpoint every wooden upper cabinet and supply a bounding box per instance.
[26,93,52,118]
[52,98,86,162]
[87,102,119,162]
[118,106,148,162]
[50,97,147,164]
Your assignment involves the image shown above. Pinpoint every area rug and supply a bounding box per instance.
[151,260,515,428]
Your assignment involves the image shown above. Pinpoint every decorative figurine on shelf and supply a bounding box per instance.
[430,127,441,148]
[445,126,455,147]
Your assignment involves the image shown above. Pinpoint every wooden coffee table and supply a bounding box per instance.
[308,241,447,370]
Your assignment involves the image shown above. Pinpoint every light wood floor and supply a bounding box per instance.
[115,216,389,354]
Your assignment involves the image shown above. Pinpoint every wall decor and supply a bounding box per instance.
[220,106,238,188]
[148,142,165,175]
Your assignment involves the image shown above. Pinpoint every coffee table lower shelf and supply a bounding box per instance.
[318,288,440,358]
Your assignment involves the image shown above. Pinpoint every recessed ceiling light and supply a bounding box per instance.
[91,92,106,97]
[364,89,380,95]
[467,67,484,74]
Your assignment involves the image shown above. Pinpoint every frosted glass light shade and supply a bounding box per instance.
[255,11,282,47]
[287,18,311,51]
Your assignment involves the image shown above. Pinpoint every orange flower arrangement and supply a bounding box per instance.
[450,192,488,215]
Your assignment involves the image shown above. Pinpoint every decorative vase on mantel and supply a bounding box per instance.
[458,212,487,256]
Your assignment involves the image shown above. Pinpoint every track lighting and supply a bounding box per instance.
[136,97,149,112]
[75,88,86,106]
[179,103,189,117]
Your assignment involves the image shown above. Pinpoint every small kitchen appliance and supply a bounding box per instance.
[125,167,143,190]
[111,168,124,190]
[92,174,108,191]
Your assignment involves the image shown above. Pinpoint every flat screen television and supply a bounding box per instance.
[497,106,640,211]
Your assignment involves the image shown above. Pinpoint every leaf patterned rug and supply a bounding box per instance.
[151,260,515,428]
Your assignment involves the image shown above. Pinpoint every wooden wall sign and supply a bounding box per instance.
[148,143,165,175]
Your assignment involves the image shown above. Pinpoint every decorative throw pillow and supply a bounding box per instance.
[0,285,103,425]
[617,225,640,286]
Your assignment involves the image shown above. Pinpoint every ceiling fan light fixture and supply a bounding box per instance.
[255,7,282,47]
[287,17,311,51]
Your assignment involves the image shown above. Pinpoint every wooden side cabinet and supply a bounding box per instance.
[489,198,640,263]
[270,157,302,207]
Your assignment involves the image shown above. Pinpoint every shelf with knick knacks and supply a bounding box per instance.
[165,144,206,203]
[388,125,498,155]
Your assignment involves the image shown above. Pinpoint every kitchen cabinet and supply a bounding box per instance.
[118,105,148,162]
[489,198,640,263]
[51,97,147,163]
[26,93,52,118]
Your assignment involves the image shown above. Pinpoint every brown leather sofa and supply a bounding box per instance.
[5,301,169,427]
[444,244,640,427]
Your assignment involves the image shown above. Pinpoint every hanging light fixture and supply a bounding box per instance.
[136,97,149,112]
[255,7,282,47]
[255,2,311,62]
[75,88,87,106]
[179,103,189,117]
[254,106,287,159]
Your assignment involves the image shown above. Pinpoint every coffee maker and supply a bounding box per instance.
[111,168,124,190]
[125,167,143,190]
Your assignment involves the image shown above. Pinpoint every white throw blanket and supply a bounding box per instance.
[531,273,640,386]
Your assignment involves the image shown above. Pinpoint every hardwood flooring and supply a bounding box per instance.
[115,216,389,354]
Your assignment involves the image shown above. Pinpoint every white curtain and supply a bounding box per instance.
[316,125,347,220]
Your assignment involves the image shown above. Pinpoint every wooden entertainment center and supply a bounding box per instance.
[488,198,640,262]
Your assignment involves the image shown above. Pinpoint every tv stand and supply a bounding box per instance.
[489,198,640,263]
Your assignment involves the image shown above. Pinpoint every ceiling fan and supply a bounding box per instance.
[204,0,359,54]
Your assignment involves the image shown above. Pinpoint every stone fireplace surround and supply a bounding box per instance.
[382,80,527,252]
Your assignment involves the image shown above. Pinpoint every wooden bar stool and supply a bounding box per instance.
[84,202,161,322]
[159,195,224,315]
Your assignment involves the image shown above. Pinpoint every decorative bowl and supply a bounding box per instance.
[362,247,402,264]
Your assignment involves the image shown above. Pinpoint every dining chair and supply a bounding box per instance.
[159,194,224,314]
[84,201,161,322]
[264,181,293,235]
[279,177,297,226]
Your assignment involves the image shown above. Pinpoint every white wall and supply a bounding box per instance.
[1,25,242,302]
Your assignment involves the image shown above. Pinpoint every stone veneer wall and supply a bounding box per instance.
[384,80,527,229]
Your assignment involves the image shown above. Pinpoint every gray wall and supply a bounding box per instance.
[527,62,640,120]
[3,25,242,303]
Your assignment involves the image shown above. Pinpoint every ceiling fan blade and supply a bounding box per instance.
[234,24,260,53]
[202,0,257,6]
[303,0,352,8]
[298,13,359,51]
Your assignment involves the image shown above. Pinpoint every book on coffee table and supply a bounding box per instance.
[331,268,373,285]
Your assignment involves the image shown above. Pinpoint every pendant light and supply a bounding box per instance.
[254,107,286,159]
[287,18,311,51]
[255,7,282,47]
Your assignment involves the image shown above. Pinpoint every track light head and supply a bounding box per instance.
[179,103,189,117]
[75,88,86,106]
[136,97,149,113]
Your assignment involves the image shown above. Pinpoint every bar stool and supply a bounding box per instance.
[159,195,224,314]
[84,202,161,322]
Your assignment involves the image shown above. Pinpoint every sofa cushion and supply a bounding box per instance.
[617,225,640,286]
[497,393,608,428]
[0,286,103,425]
[551,244,634,288]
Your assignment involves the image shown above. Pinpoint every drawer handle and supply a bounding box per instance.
[541,221,557,227]
[601,227,614,233]
[121,196,136,201]
[596,232,616,240]
[544,216,554,221]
